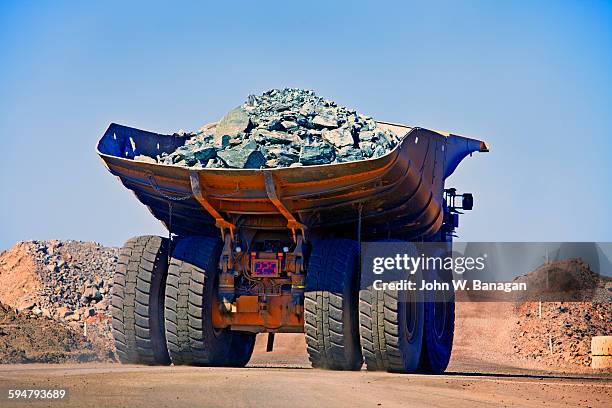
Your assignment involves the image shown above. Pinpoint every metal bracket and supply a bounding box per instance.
[290,235,305,316]
[218,216,236,314]
[189,171,235,241]
[220,231,234,272]
[293,235,304,274]
[263,172,306,243]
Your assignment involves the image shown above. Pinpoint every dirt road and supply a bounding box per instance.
[1,303,610,407]
[0,363,609,408]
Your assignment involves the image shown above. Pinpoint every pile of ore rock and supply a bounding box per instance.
[136,88,401,169]
[0,240,119,360]
[10,240,117,321]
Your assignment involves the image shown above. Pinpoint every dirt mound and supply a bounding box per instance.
[512,301,611,369]
[0,302,111,363]
[0,240,116,316]
[505,259,612,370]
[453,261,611,372]
[0,240,117,361]
[0,242,42,308]
[512,258,602,301]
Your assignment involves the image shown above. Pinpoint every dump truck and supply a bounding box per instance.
[97,121,488,373]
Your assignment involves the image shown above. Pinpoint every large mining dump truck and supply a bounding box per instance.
[97,121,488,373]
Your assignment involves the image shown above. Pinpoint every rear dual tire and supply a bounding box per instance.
[111,236,171,365]
[303,238,454,374]
[420,265,455,374]
[358,242,454,373]
[358,248,425,373]
[164,236,256,367]
[111,235,255,367]
[304,239,363,370]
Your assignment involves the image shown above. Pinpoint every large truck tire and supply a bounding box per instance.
[359,242,424,373]
[111,235,171,365]
[304,239,363,371]
[419,265,455,373]
[164,236,256,366]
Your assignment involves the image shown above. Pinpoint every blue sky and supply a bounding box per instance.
[1,0,611,249]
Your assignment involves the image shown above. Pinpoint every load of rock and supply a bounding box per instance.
[136,88,401,169]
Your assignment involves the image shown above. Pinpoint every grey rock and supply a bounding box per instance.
[215,106,251,141]
[217,141,266,169]
[278,150,300,166]
[267,119,285,131]
[81,286,102,303]
[299,143,335,165]
[220,135,231,149]
[193,147,217,163]
[373,145,387,158]
[299,102,315,117]
[281,121,298,131]
[322,128,354,148]
[375,130,393,148]
[336,146,364,163]
[253,129,298,145]
[265,158,280,167]
[312,113,338,129]
[359,141,375,158]
[296,116,311,128]
[359,131,375,141]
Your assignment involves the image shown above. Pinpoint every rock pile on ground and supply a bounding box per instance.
[136,88,401,168]
[0,240,116,319]
[0,240,118,361]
